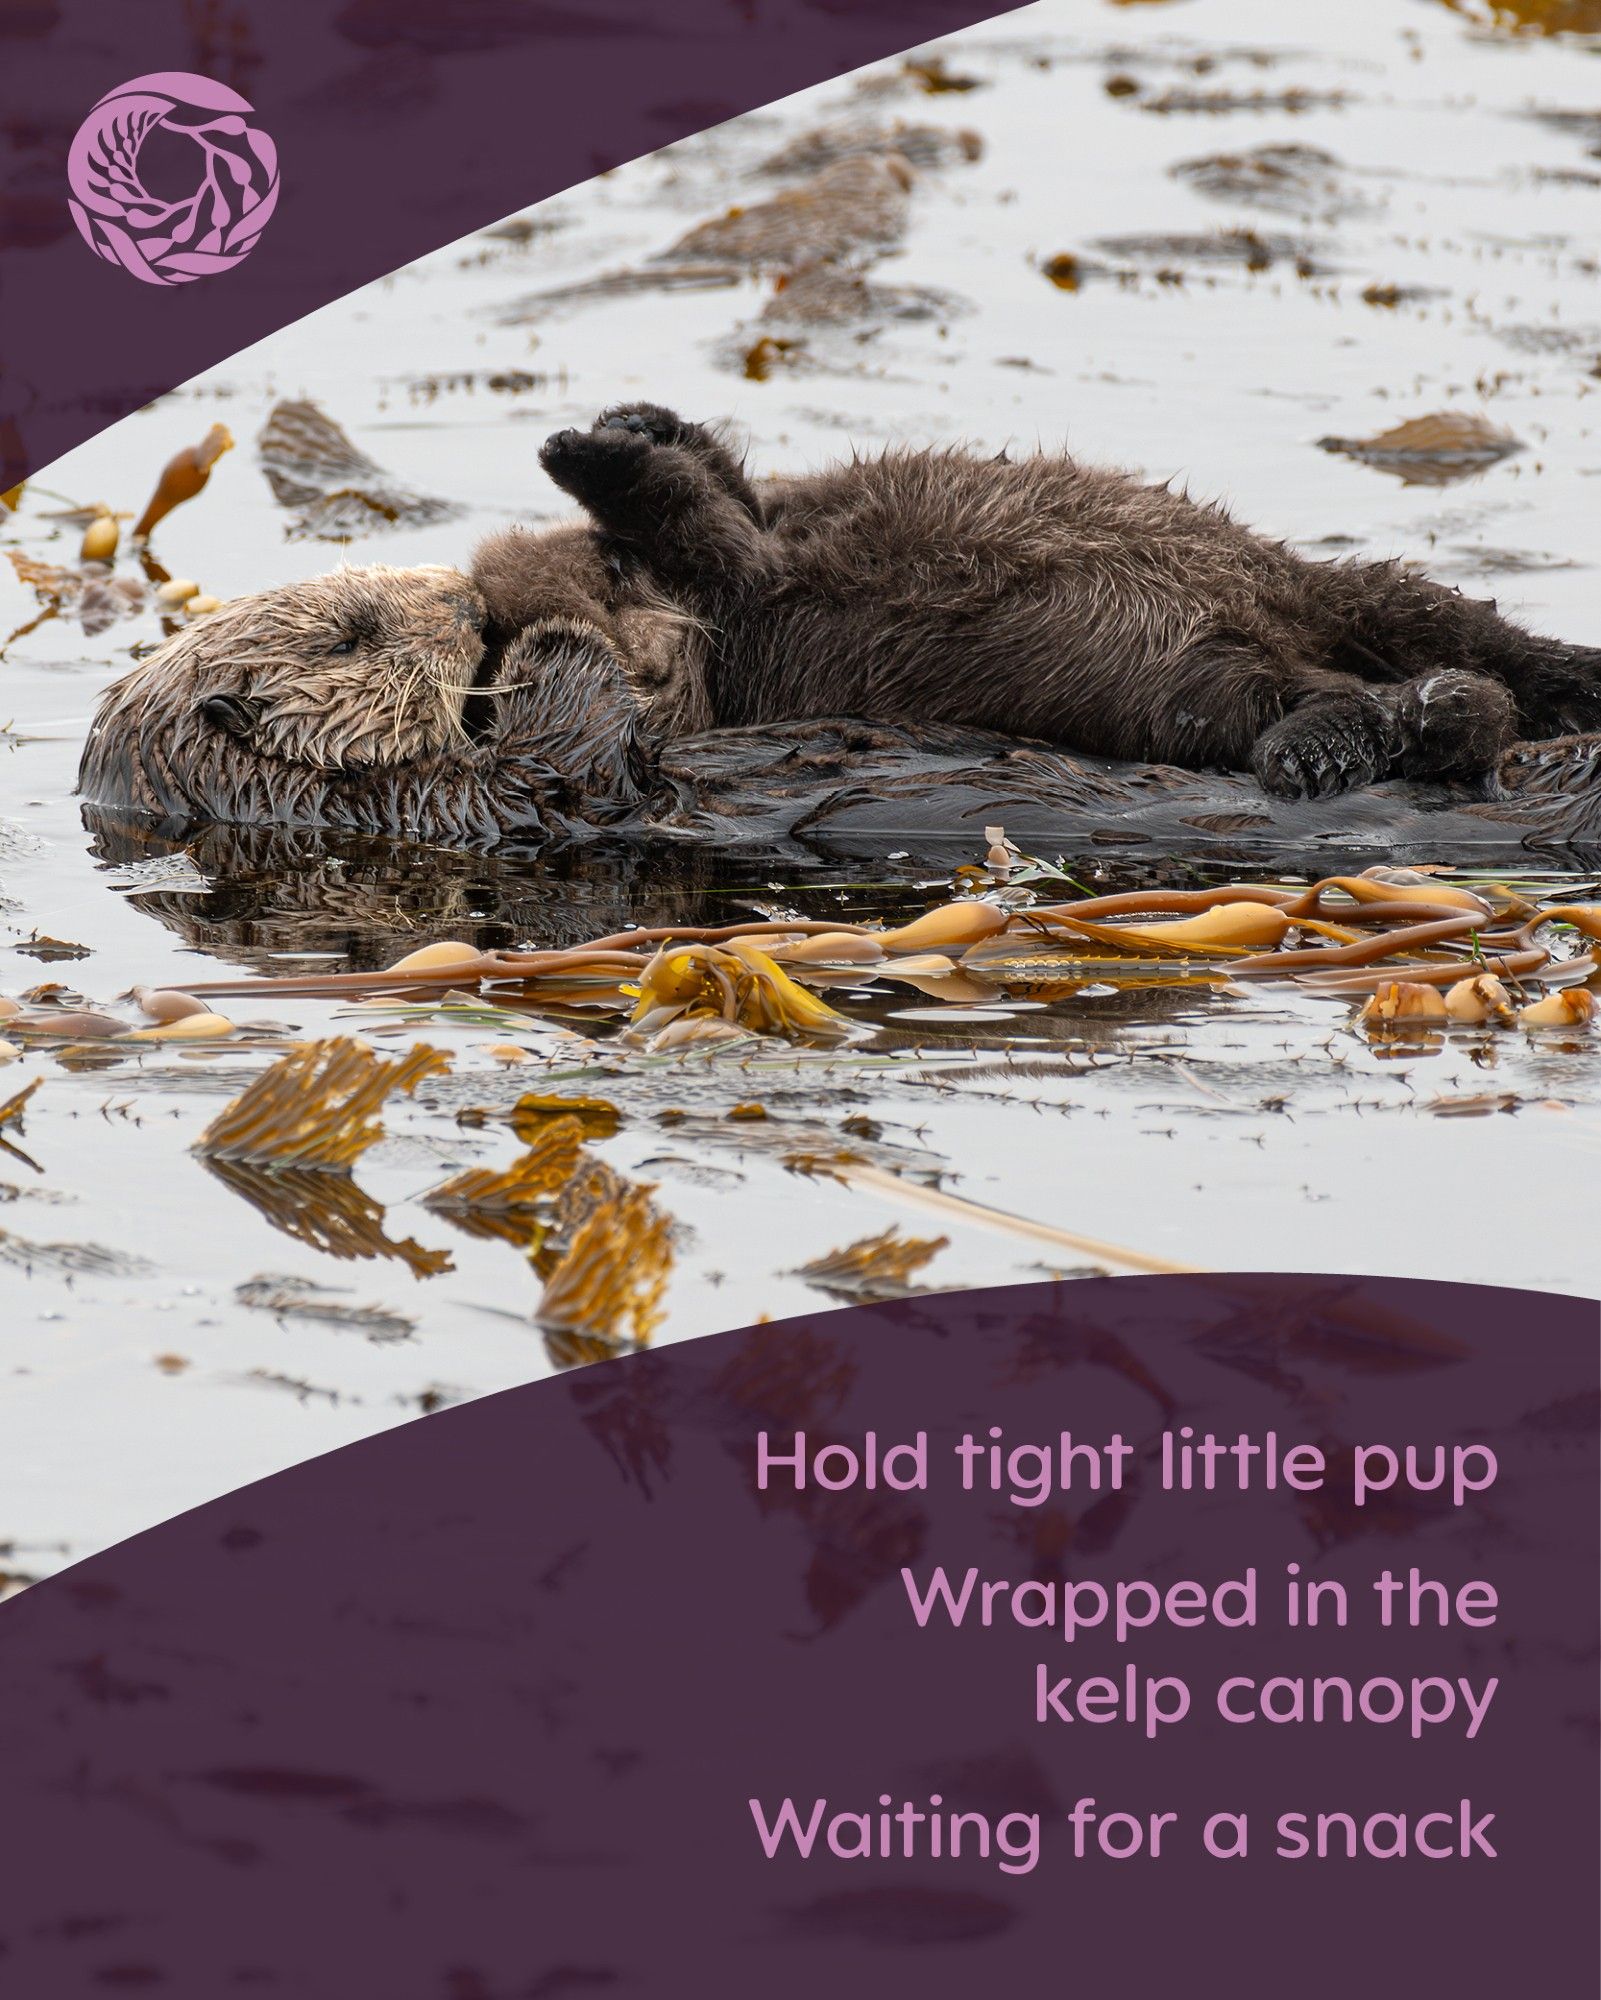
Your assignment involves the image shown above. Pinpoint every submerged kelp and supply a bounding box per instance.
[422,1114,586,1238]
[205,1159,455,1277]
[535,1177,674,1352]
[795,1225,950,1303]
[194,1039,450,1169]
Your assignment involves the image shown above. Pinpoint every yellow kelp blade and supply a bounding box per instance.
[629,939,854,1043]
[1014,901,1293,956]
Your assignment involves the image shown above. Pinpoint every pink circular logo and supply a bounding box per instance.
[67,71,278,287]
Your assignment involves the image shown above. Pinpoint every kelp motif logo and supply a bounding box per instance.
[67,72,278,286]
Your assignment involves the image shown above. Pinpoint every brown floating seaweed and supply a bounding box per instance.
[422,1116,586,1242]
[506,1092,620,1142]
[661,155,914,270]
[420,1106,672,1336]
[794,1225,949,1303]
[1440,0,1601,37]
[535,1180,673,1352]
[1316,412,1523,486]
[257,400,458,539]
[235,1275,417,1342]
[137,870,1601,1026]
[627,937,853,1046]
[0,1078,42,1131]
[193,1038,449,1170]
[711,1321,857,1434]
[5,549,145,635]
[133,423,234,540]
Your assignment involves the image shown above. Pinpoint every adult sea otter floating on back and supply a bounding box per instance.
[77,405,1601,852]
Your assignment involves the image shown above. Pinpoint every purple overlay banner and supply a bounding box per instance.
[0,1273,1593,1994]
[0,0,1019,488]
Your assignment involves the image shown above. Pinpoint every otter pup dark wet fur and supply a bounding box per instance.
[470,403,1601,798]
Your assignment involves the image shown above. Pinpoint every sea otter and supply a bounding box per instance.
[77,562,665,843]
[472,403,1601,797]
[76,407,1601,848]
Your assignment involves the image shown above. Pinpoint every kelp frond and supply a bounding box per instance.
[535,1181,674,1350]
[795,1225,949,1302]
[626,938,853,1047]
[422,1116,586,1236]
[193,1038,449,1170]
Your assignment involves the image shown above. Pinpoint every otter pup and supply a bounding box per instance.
[469,403,1601,799]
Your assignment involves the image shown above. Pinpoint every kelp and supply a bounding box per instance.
[422,1115,586,1241]
[1316,412,1523,486]
[0,1078,41,1130]
[787,1154,1196,1278]
[235,1274,417,1342]
[795,1226,949,1302]
[419,1107,674,1341]
[127,865,1601,1050]
[1439,0,1601,38]
[535,1179,674,1351]
[80,515,118,562]
[506,1092,621,1142]
[204,1158,453,1277]
[626,938,855,1047]
[133,423,234,540]
[5,548,145,636]
[0,1228,155,1278]
[193,1038,449,1169]
[1518,988,1595,1029]
[257,401,458,540]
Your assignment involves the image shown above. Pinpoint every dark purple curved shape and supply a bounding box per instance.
[0,1274,1593,1994]
[0,0,1016,487]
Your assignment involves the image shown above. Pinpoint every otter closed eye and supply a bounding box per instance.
[79,563,493,826]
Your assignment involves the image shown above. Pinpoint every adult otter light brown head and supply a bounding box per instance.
[79,563,491,824]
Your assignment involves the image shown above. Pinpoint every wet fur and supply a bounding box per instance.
[78,564,658,840]
[473,404,1601,799]
[76,408,1601,846]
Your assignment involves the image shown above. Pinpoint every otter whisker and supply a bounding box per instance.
[387,659,427,758]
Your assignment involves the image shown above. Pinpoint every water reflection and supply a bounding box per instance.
[85,811,815,970]
[203,1157,454,1276]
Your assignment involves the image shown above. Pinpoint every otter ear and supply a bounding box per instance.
[198,693,263,740]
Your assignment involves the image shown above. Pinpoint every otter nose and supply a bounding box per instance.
[198,693,263,739]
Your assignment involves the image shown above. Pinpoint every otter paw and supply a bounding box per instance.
[539,423,652,501]
[1515,653,1601,739]
[1392,669,1515,780]
[1251,702,1392,800]
[595,402,692,447]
